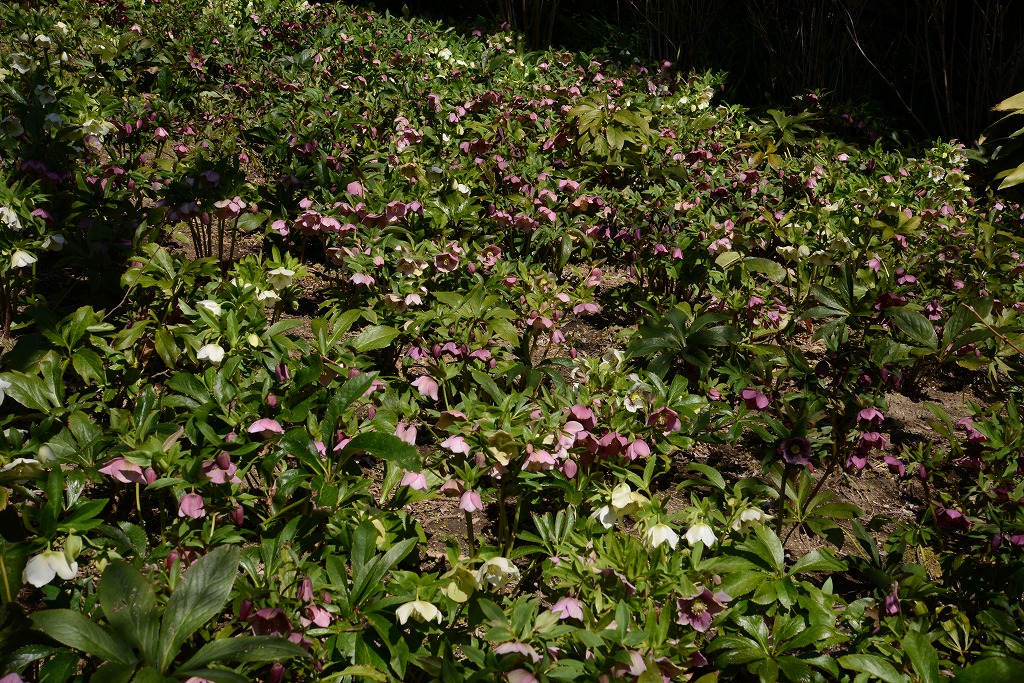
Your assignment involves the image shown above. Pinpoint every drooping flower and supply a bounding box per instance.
[247,607,293,635]
[411,375,439,400]
[857,407,884,426]
[267,267,295,290]
[740,387,769,410]
[11,250,37,269]
[610,482,647,515]
[459,490,483,513]
[647,406,682,433]
[197,300,222,316]
[731,507,769,532]
[178,493,206,519]
[476,557,520,590]
[592,505,618,529]
[248,418,284,439]
[196,343,225,364]
[400,471,428,491]
[644,522,680,550]
[685,521,717,547]
[550,596,584,621]
[396,599,442,625]
[203,452,241,484]
[99,457,157,485]
[23,550,78,587]
[494,641,542,663]
[0,377,9,406]
[676,587,729,632]
[506,671,539,683]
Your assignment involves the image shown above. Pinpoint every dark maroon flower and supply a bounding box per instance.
[677,587,729,632]
[935,507,970,528]
[777,437,812,467]
[857,407,884,426]
[248,607,292,636]
[647,406,682,433]
[883,455,905,477]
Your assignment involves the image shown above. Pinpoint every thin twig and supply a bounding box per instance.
[966,304,1024,356]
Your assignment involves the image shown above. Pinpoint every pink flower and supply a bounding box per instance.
[624,439,650,461]
[459,490,483,512]
[550,596,583,621]
[178,493,206,519]
[248,418,284,439]
[440,434,472,454]
[396,422,417,445]
[203,452,241,484]
[857,407,884,425]
[647,407,681,433]
[411,375,439,400]
[99,457,156,485]
[346,181,364,197]
[400,471,429,491]
[506,671,539,683]
[740,388,769,410]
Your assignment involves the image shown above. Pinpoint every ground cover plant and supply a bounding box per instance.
[2,1,1024,681]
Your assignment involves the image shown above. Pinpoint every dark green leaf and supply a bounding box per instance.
[31,610,134,664]
[838,654,907,683]
[177,636,307,672]
[887,307,938,350]
[98,561,160,664]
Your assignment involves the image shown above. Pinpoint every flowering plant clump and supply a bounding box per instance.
[0,1,1023,681]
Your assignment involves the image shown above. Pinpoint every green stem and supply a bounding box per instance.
[464,510,476,556]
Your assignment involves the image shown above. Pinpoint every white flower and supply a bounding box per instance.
[1,117,24,137]
[35,85,55,105]
[685,521,717,547]
[196,343,225,364]
[35,34,52,45]
[0,377,10,405]
[197,299,222,316]
[11,250,37,268]
[11,53,33,74]
[592,504,618,529]
[476,557,520,590]
[23,550,78,587]
[266,266,295,290]
[454,182,470,195]
[732,508,770,532]
[396,599,442,625]
[644,522,679,550]
[256,289,280,304]
[42,234,65,251]
[0,206,21,230]
[610,483,647,515]
[81,118,115,138]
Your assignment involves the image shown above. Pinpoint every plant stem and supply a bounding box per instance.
[464,510,476,556]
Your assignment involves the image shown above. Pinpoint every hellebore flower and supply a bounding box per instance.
[858,407,885,426]
[495,641,542,663]
[459,490,483,513]
[732,507,769,532]
[23,550,78,587]
[248,418,284,439]
[248,607,293,635]
[396,599,442,625]
[644,522,680,550]
[196,343,225,364]
[11,250,37,269]
[550,596,584,621]
[685,521,717,547]
[267,267,295,290]
[0,377,9,405]
[196,299,222,316]
[647,406,682,433]
[610,482,647,515]
[676,587,729,632]
[400,471,428,491]
[411,375,439,400]
[740,387,769,410]
[178,493,206,519]
[506,671,539,683]
[592,505,618,529]
[203,452,241,484]
[777,436,812,467]
[99,457,156,485]
[476,557,520,590]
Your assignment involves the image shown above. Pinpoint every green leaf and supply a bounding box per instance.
[903,631,939,683]
[31,610,135,664]
[334,665,388,682]
[338,432,419,471]
[177,636,307,672]
[0,371,59,411]
[887,307,938,350]
[72,348,106,385]
[953,657,1024,683]
[98,561,161,664]
[348,325,399,353]
[838,654,908,683]
[744,257,788,283]
[789,548,847,575]
[158,546,240,672]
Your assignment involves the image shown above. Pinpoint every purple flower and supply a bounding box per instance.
[248,607,292,636]
[883,455,906,477]
[740,388,769,410]
[178,493,206,519]
[777,436,812,467]
[624,439,650,461]
[882,588,900,615]
[857,407,884,426]
[647,406,682,433]
[676,587,729,632]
